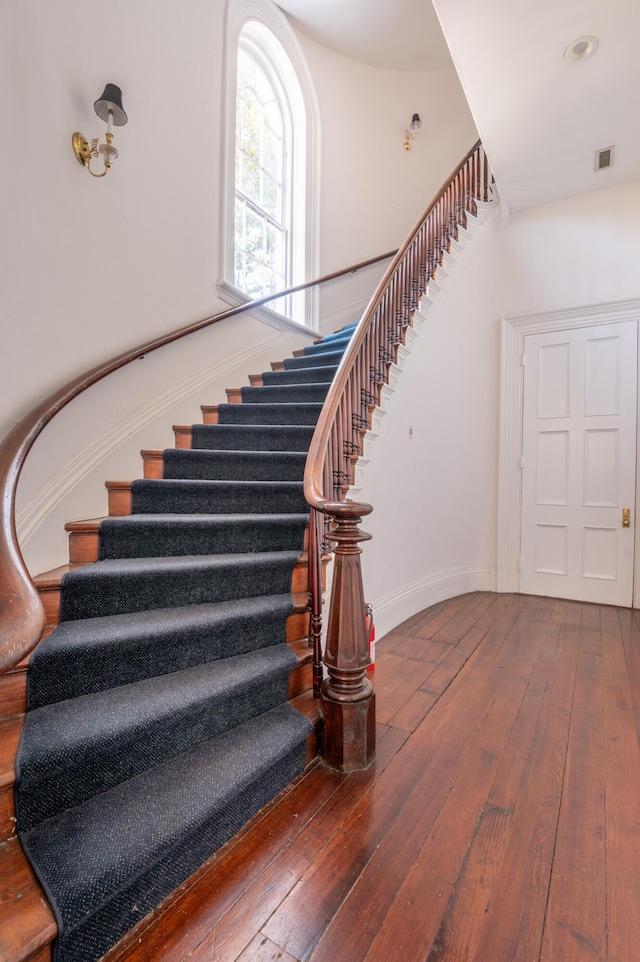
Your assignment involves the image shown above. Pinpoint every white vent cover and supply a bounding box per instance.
[595,146,614,171]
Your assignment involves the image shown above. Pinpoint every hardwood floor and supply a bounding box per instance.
[104,592,640,962]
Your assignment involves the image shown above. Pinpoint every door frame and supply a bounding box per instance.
[497,297,640,605]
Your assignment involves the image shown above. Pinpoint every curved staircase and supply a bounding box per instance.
[1,323,355,962]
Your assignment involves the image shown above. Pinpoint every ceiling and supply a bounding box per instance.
[276,0,453,72]
[277,0,640,213]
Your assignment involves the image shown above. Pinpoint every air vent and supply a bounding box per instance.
[595,146,614,171]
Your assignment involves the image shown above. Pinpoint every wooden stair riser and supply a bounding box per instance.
[0,837,57,962]
[173,425,192,448]
[201,406,218,424]
[106,482,131,517]
[292,692,323,765]
[0,664,29,722]
[141,451,163,479]
[248,374,264,387]
[0,717,21,842]
[67,519,312,565]
[223,389,243,404]
[287,641,313,700]
[0,784,16,844]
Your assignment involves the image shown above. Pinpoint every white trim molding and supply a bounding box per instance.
[373,565,496,642]
[498,297,640,600]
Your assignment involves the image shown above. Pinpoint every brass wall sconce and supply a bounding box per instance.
[403,113,422,152]
[72,84,128,178]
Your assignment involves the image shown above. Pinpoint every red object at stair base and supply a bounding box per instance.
[365,603,375,671]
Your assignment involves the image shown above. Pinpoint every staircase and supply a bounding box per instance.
[0,324,355,962]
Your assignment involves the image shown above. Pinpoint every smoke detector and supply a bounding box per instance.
[595,146,615,171]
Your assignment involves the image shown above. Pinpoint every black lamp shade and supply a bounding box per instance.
[94,84,128,126]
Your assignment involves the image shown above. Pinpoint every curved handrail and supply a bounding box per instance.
[0,249,396,674]
[304,141,493,766]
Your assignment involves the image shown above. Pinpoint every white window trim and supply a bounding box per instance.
[220,0,320,330]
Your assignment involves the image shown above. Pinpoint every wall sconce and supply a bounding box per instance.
[72,84,128,178]
[403,113,422,152]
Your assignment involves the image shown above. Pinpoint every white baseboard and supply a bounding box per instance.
[370,565,497,642]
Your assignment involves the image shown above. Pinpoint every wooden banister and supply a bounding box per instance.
[304,141,492,771]
[0,250,396,675]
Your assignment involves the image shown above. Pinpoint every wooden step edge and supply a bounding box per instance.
[173,425,193,449]
[65,518,107,564]
[141,451,164,479]
[0,716,22,843]
[0,836,57,962]
[290,689,323,764]
[248,374,264,387]
[287,640,313,701]
[223,388,243,404]
[200,406,219,425]
[270,360,285,372]
[105,481,132,517]
[33,564,84,630]
[0,666,28,723]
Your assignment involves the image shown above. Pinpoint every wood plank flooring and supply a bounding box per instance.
[104,592,640,962]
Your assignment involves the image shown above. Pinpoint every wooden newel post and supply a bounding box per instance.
[321,499,375,771]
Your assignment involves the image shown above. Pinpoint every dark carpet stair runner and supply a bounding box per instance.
[15,323,355,962]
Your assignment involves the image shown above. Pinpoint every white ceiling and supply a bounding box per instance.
[276,0,453,72]
[277,0,640,213]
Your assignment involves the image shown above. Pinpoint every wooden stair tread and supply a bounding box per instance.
[32,564,82,588]
[0,670,28,726]
[290,689,321,724]
[65,518,107,533]
[0,837,57,962]
[0,717,22,843]
[0,716,22,791]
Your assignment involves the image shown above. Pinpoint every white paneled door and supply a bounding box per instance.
[520,321,637,606]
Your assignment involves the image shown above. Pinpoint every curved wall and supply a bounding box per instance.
[358,179,640,637]
[2,0,476,574]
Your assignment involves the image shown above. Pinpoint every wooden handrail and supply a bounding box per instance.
[305,141,493,770]
[0,249,396,674]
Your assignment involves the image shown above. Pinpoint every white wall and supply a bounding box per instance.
[1,0,478,575]
[297,32,479,327]
[358,179,640,638]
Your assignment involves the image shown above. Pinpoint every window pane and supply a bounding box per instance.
[241,156,261,207]
[234,249,246,290]
[262,174,280,220]
[234,41,288,300]
[266,222,284,273]
[244,206,264,257]
[244,253,265,299]
[263,127,282,181]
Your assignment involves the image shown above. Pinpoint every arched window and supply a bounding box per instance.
[222,0,320,326]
